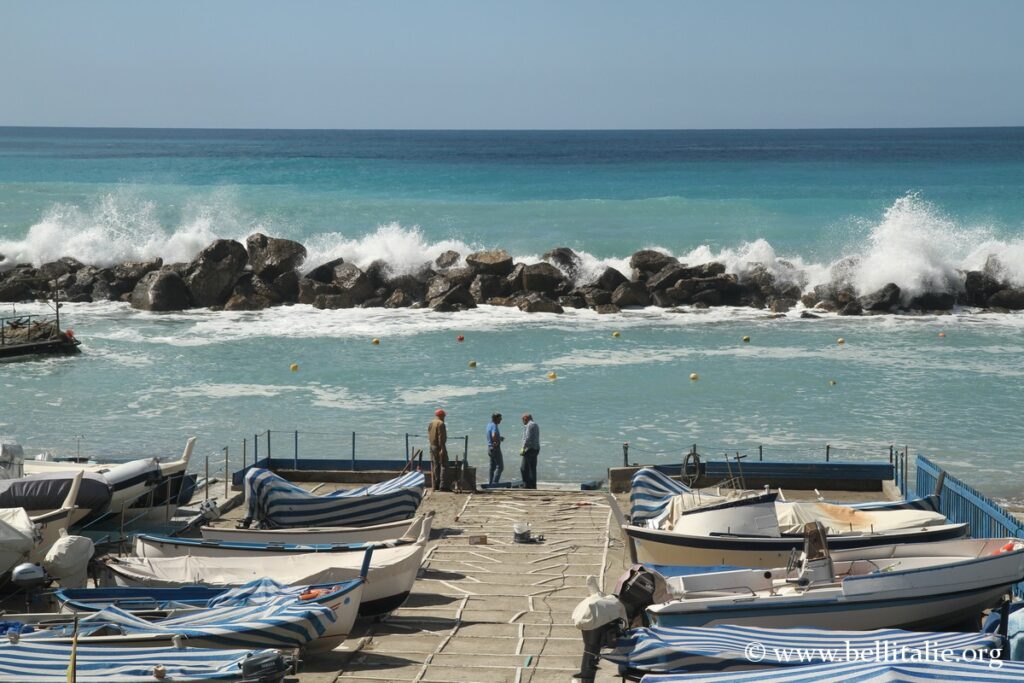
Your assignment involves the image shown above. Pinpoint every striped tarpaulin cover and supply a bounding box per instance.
[244,468,425,528]
[26,596,335,649]
[639,658,1024,682]
[0,641,277,682]
[606,624,1003,675]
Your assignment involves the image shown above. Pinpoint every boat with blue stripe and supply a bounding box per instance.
[636,658,1024,682]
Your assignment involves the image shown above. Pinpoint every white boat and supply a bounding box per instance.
[640,524,1024,630]
[623,491,969,567]
[0,471,82,578]
[201,513,427,544]
[132,512,433,559]
[96,516,430,616]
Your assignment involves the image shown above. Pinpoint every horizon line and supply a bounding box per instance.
[2,124,1024,133]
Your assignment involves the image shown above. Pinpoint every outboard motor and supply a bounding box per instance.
[11,562,48,612]
[571,576,627,683]
[239,650,292,683]
[613,564,672,625]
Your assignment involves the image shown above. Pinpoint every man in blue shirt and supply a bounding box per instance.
[485,412,504,485]
[520,413,540,489]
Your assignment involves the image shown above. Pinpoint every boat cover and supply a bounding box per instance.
[604,624,1003,674]
[99,542,421,587]
[244,467,425,528]
[25,597,335,649]
[0,472,111,512]
[0,641,282,682]
[774,501,947,535]
[0,509,34,557]
[638,658,1024,682]
[102,458,160,491]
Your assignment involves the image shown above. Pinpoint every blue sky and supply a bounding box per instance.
[2,0,1022,129]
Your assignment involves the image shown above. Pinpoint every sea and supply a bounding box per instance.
[1,127,1023,501]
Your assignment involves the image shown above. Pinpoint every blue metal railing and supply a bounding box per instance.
[915,454,1024,598]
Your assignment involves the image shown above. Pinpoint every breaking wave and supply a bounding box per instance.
[2,192,1023,298]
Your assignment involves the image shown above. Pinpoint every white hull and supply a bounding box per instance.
[201,515,426,544]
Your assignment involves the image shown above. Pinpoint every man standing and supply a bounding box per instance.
[428,409,448,492]
[520,413,539,489]
[486,412,504,485]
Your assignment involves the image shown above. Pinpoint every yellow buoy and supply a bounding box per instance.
[742,335,750,343]
[938,331,946,338]
[468,360,477,368]
[829,379,837,386]
[837,338,845,345]
[547,371,557,380]
[612,331,621,338]
[289,363,299,372]
[372,338,380,345]
[689,372,699,381]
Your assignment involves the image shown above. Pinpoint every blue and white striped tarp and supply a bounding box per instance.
[628,468,940,525]
[0,641,279,682]
[27,596,335,649]
[605,624,1004,675]
[244,468,425,528]
[639,659,1024,682]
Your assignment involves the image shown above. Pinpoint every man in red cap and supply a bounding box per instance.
[428,409,449,491]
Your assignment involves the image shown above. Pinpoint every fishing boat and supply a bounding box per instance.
[635,524,1024,630]
[623,490,967,567]
[132,512,433,558]
[201,512,428,544]
[0,471,82,579]
[601,624,1005,677]
[241,467,425,528]
[96,519,430,616]
[0,641,292,683]
[634,659,1024,682]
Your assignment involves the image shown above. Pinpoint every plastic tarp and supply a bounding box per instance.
[571,576,626,631]
[0,472,110,513]
[42,534,94,588]
[0,509,34,554]
[774,501,947,535]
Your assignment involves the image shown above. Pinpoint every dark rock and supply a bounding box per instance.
[0,280,34,302]
[963,271,1003,307]
[629,250,677,279]
[668,274,742,306]
[306,257,346,283]
[486,296,517,307]
[684,262,727,279]
[224,292,274,311]
[768,297,796,314]
[385,272,430,301]
[129,270,192,311]
[231,273,282,307]
[860,283,902,312]
[593,303,621,314]
[435,250,461,269]
[742,264,776,296]
[443,267,476,288]
[611,281,651,307]
[800,292,820,309]
[465,249,514,276]
[983,254,1006,280]
[650,290,676,307]
[800,311,822,319]
[595,266,628,292]
[838,300,863,316]
[987,288,1024,310]
[64,292,92,303]
[574,286,612,307]
[385,290,414,308]
[517,292,564,314]
[907,291,956,311]
[312,294,354,309]
[39,257,85,281]
[245,233,307,280]
[332,263,376,305]
[646,264,689,292]
[360,296,386,308]
[272,270,300,303]
[542,247,581,280]
[815,300,839,312]
[298,278,341,305]
[521,263,565,294]
[113,259,163,286]
[429,285,477,312]
[691,289,722,307]
[506,263,526,291]
[185,239,248,307]
[558,294,587,309]
[363,260,392,290]
[470,274,509,304]
[426,272,469,301]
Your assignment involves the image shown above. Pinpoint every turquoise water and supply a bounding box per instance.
[1,128,1023,500]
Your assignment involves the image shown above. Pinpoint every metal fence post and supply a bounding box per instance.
[254,433,259,462]
[463,435,468,464]
[294,430,299,470]
[204,455,210,501]
[242,438,247,470]
[267,430,272,460]
[826,444,831,462]
[165,476,171,522]
[758,444,763,462]
[622,442,629,467]
[405,434,410,462]
[351,431,356,470]
[223,446,229,498]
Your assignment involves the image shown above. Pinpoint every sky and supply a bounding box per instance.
[1,0,1022,129]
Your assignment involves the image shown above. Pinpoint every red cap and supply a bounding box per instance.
[435,409,446,418]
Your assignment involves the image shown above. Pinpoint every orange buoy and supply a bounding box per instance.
[289,363,299,372]
[456,335,465,342]
[938,331,946,338]
[547,371,557,380]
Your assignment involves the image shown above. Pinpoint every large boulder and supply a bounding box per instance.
[272,270,301,303]
[0,279,34,302]
[246,233,307,280]
[109,259,162,297]
[306,257,347,283]
[987,288,1024,310]
[429,285,477,312]
[645,264,690,292]
[611,282,651,307]
[465,249,514,277]
[574,286,612,307]
[595,266,628,292]
[185,240,248,307]
[521,262,565,294]
[426,271,476,302]
[298,278,340,305]
[434,250,461,269]
[768,297,797,314]
[559,294,587,309]
[517,292,563,314]
[594,303,621,314]
[385,289,414,308]
[859,283,901,312]
[39,257,85,282]
[963,271,1003,308]
[838,299,863,316]
[908,291,956,311]
[469,274,509,304]
[542,247,582,280]
[129,270,192,311]
[505,263,526,291]
[332,263,376,305]
[667,274,742,306]
[384,273,428,302]
[629,250,677,279]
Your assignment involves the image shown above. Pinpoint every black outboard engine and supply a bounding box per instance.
[614,564,667,626]
[239,650,292,683]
